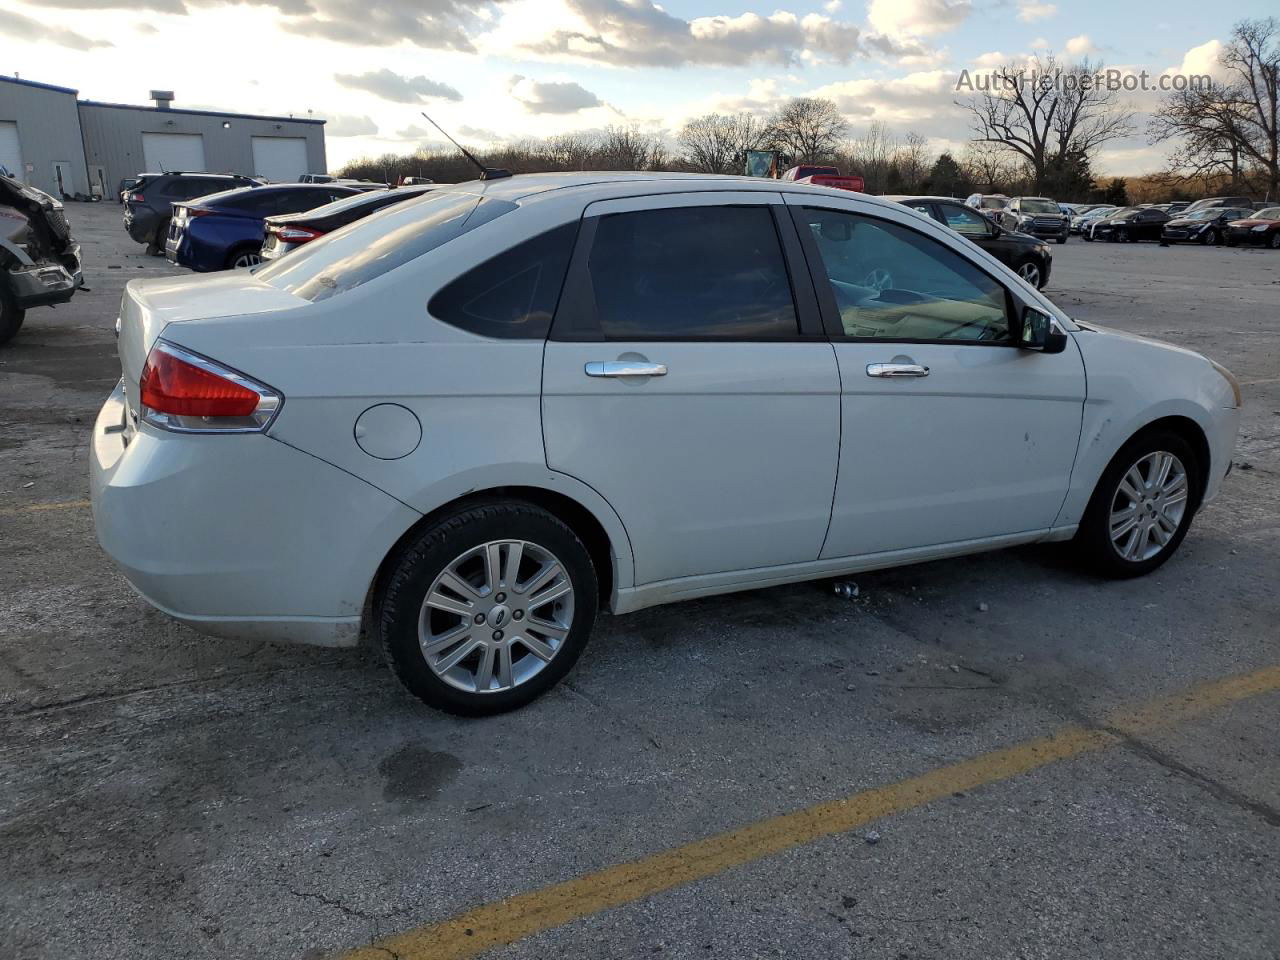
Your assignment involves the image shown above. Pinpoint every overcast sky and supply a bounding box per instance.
[3,0,1273,174]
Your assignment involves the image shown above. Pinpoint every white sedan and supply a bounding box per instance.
[90,173,1241,715]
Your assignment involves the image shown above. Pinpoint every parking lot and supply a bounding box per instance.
[2,201,1278,959]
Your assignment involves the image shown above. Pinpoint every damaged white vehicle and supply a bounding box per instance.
[1,173,83,345]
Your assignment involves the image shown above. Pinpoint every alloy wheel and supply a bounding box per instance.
[1017,261,1042,287]
[233,251,262,268]
[1109,451,1189,562]
[418,539,575,694]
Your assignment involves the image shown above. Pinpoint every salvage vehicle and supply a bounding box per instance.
[124,172,259,254]
[1225,206,1280,248]
[888,195,1052,288]
[166,182,361,271]
[996,197,1070,244]
[261,184,435,260]
[1,173,83,345]
[964,194,1011,221]
[1160,207,1254,246]
[1090,207,1171,243]
[92,173,1241,715]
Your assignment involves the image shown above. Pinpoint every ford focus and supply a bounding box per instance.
[90,173,1242,715]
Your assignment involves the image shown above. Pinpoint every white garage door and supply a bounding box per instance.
[251,137,308,183]
[142,133,206,173]
[0,122,23,180]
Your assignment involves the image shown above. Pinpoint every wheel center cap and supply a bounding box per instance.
[489,604,511,628]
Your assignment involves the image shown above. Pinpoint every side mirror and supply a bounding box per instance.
[1018,306,1068,354]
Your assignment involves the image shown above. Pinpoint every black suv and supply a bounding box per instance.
[997,197,1070,243]
[888,196,1053,289]
[123,172,258,253]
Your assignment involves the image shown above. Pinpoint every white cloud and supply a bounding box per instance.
[1169,38,1224,78]
[323,114,379,137]
[1,10,111,49]
[334,68,462,103]
[867,0,971,38]
[824,0,841,10]
[1030,36,1049,49]
[508,75,604,114]
[1016,0,1056,23]
[1065,34,1097,56]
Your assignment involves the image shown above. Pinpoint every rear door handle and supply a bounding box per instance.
[866,362,930,378]
[585,361,668,378]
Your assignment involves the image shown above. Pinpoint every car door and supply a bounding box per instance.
[541,192,841,586]
[785,197,1086,559]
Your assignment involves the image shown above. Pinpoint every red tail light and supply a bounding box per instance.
[272,225,324,243]
[128,193,144,202]
[139,341,281,432]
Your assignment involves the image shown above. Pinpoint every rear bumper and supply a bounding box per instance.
[90,382,421,648]
[9,242,82,309]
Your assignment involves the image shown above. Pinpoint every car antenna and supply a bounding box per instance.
[419,112,511,181]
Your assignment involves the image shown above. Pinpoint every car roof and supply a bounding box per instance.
[882,195,967,204]
[435,171,906,210]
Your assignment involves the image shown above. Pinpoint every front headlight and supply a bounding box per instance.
[1210,359,1242,408]
[1253,224,1269,232]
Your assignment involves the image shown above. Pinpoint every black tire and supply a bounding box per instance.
[0,285,25,346]
[1055,234,1067,244]
[1074,428,1203,579]
[146,218,170,256]
[1197,229,1211,245]
[1269,232,1280,250]
[375,500,599,716]
[1014,257,1046,289]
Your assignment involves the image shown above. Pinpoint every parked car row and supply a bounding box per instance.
[1076,203,1280,247]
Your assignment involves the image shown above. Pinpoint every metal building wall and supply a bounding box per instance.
[0,77,90,197]
[78,102,327,188]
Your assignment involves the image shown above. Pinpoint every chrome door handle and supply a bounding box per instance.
[866,362,930,378]
[585,361,668,378]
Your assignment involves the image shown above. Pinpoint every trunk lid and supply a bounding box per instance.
[116,273,306,425]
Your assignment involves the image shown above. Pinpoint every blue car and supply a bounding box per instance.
[166,183,361,271]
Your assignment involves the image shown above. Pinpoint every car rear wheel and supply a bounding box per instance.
[227,247,263,270]
[376,500,599,715]
[0,286,25,346]
[1074,429,1201,579]
[146,218,170,256]
[1015,259,1044,288]
[1270,232,1280,249]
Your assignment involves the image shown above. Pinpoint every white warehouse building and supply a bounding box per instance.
[1,74,327,198]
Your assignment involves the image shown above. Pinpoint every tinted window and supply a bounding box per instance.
[798,207,1010,343]
[1020,199,1059,214]
[586,205,797,339]
[167,177,231,200]
[429,223,577,339]
[938,203,991,237]
[256,190,515,302]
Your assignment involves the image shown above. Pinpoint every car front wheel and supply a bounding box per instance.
[376,500,599,715]
[1075,430,1201,579]
[0,286,25,346]
[1015,259,1044,288]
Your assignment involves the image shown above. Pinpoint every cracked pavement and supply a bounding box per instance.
[1,204,1278,959]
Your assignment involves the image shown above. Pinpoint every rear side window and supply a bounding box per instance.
[429,223,577,339]
[585,205,797,339]
[256,191,515,302]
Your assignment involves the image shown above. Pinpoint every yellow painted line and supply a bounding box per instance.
[0,499,91,517]
[341,664,1280,960]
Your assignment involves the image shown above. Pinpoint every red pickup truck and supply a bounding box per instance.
[781,165,865,193]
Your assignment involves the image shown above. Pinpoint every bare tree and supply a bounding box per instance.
[677,112,766,173]
[595,125,665,170]
[1217,17,1278,197]
[767,98,848,164]
[960,141,1016,192]
[1149,87,1252,187]
[958,54,1133,190]
[840,121,897,193]
[893,131,932,192]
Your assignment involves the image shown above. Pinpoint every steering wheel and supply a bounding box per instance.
[861,268,893,293]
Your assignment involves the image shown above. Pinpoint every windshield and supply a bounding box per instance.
[1108,207,1139,218]
[255,189,515,302]
[1256,207,1280,220]
[1183,209,1220,221]
[1084,206,1114,217]
[1020,199,1059,214]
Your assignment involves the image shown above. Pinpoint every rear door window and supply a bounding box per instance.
[938,204,991,238]
[583,205,798,339]
[256,190,515,302]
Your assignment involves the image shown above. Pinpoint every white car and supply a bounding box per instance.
[90,173,1242,715]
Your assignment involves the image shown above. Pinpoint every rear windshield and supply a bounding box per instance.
[255,190,515,302]
[1020,199,1059,213]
